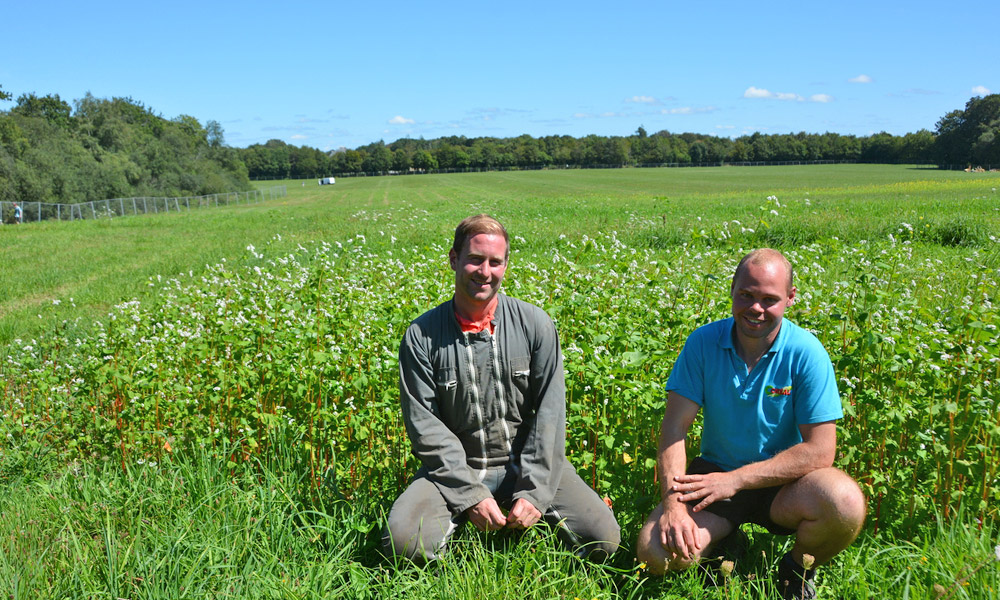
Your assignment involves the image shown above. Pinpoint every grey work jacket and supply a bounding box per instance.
[399,294,569,515]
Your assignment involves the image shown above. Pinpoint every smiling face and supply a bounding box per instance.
[730,255,796,349]
[449,232,508,319]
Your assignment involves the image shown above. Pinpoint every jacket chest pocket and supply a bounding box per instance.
[434,367,460,419]
[509,356,531,406]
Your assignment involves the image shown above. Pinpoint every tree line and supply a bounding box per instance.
[0,86,251,206]
[2,84,997,203]
[238,94,999,180]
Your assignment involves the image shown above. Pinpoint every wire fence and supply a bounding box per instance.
[0,186,287,225]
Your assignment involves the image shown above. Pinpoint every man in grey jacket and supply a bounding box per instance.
[383,214,620,563]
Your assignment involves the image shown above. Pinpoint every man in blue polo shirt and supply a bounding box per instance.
[636,249,865,600]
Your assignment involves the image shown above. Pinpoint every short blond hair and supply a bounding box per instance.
[452,214,509,259]
[733,248,794,291]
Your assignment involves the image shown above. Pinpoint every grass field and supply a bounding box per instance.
[2,165,997,345]
[1,164,999,598]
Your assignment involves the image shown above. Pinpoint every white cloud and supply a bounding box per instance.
[626,95,657,104]
[775,92,804,101]
[290,134,308,140]
[572,112,591,119]
[660,106,717,115]
[972,85,992,95]
[744,87,831,102]
[744,87,804,101]
[849,75,873,84]
[388,115,415,125]
[744,86,773,99]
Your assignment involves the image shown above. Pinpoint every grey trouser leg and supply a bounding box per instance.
[382,474,461,563]
[382,463,620,563]
[544,467,621,560]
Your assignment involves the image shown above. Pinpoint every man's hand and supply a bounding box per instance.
[670,470,742,512]
[657,498,702,560]
[466,498,507,531]
[505,498,542,529]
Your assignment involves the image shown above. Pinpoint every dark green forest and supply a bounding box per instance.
[0,86,251,206]
[238,94,1000,179]
[2,84,998,202]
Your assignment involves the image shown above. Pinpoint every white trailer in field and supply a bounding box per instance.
[318,177,336,185]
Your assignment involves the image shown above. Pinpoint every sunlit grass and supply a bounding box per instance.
[1,165,1000,598]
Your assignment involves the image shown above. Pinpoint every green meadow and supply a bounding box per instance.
[1,165,999,598]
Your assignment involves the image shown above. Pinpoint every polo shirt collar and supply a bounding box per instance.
[719,316,790,355]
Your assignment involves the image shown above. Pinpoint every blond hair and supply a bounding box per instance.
[452,214,509,259]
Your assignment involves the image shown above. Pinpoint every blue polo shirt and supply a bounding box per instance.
[666,317,842,472]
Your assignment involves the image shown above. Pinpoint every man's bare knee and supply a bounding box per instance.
[637,545,699,576]
[636,524,706,576]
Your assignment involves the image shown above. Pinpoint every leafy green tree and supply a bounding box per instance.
[689,140,708,163]
[966,95,1000,166]
[411,149,437,171]
[727,140,750,162]
[363,142,392,173]
[1,90,247,203]
[336,149,364,173]
[13,93,73,130]
[391,149,411,172]
[934,94,1000,167]
[435,144,470,169]
[290,146,321,178]
[899,130,934,163]
[861,132,902,163]
[206,120,225,148]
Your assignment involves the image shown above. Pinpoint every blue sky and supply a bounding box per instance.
[3,1,996,151]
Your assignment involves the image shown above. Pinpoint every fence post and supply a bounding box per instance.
[90,201,96,219]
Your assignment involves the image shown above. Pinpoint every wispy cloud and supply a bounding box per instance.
[388,115,415,124]
[290,134,308,140]
[625,95,658,104]
[849,74,873,84]
[744,86,775,99]
[660,106,717,115]
[972,85,992,95]
[744,87,831,103]
[573,111,626,119]
[744,87,802,101]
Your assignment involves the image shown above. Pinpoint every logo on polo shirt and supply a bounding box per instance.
[765,384,792,397]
